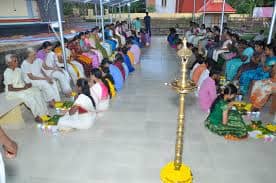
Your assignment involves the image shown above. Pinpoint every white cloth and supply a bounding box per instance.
[64,48,85,84]
[212,39,232,61]
[196,69,210,96]
[21,59,61,102]
[90,83,109,112]
[58,94,96,130]
[190,63,199,80]
[3,68,48,117]
[43,51,72,94]
[0,154,5,183]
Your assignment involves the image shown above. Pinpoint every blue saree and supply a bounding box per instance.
[226,47,254,81]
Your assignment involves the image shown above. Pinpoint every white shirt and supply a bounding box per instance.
[3,68,25,92]
[21,58,44,80]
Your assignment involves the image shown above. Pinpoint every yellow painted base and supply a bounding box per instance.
[160,162,193,183]
[0,105,25,129]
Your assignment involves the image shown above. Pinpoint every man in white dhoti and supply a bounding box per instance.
[21,48,61,108]
[4,54,48,122]
[0,127,18,183]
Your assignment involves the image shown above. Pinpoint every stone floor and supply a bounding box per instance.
[3,37,276,183]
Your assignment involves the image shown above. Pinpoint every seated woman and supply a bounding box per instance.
[114,54,126,81]
[67,35,92,77]
[101,59,124,92]
[4,54,49,122]
[212,31,232,62]
[126,38,141,65]
[91,27,109,59]
[122,46,135,73]
[115,23,126,46]
[205,84,248,139]
[192,56,208,85]
[167,28,177,46]
[21,48,60,107]
[198,69,220,112]
[225,40,254,81]
[101,66,116,99]
[234,53,260,81]
[239,46,275,95]
[37,41,72,96]
[104,26,117,51]
[58,78,96,130]
[89,68,110,112]
[79,32,100,69]
[54,39,85,84]
[250,57,276,110]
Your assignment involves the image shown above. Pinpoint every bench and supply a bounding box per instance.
[0,93,25,129]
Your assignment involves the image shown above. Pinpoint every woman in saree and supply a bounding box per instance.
[101,59,124,92]
[79,32,100,68]
[37,41,72,96]
[192,56,208,85]
[250,57,276,110]
[122,46,135,73]
[85,31,104,63]
[115,23,126,46]
[126,38,141,65]
[21,48,60,107]
[234,53,260,81]
[91,27,109,59]
[67,35,92,77]
[167,28,177,46]
[90,68,110,112]
[110,24,122,47]
[54,39,85,84]
[225,40,254,81]
[100,66,116,99]
[104,25,117,51]
[58,78,96,130]
[205,84,248,139]
[239,44,275,95]
[4,54,48,122]
[114,53,126,81]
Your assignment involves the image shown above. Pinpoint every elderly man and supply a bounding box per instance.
[4,54,48,122]
[21,48,61,107]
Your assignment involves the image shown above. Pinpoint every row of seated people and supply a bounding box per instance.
[168,23,276,140]
[3,23,147,130]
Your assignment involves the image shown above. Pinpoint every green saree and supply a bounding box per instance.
[91,34,108,59]
[205,99,248,138]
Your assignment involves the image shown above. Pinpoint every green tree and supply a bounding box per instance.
[228,0,274,14]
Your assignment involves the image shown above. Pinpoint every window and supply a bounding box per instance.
[162,0,167,7]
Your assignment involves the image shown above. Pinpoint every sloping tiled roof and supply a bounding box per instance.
[197,0,236,13]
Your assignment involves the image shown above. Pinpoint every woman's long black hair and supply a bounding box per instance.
[76,78,96,108]
[100,66,115,98]
[210,83,238,112]
[39,41,52,51]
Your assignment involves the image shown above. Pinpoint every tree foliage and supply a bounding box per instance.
[227,0,274,14]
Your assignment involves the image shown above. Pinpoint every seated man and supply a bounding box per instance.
[4,54,48,122]
[21,48,61,107]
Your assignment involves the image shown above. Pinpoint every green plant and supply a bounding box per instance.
[147,5,156,13]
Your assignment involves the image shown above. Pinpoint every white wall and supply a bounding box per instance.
[0,0,28,18]
[155,0,176,13]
